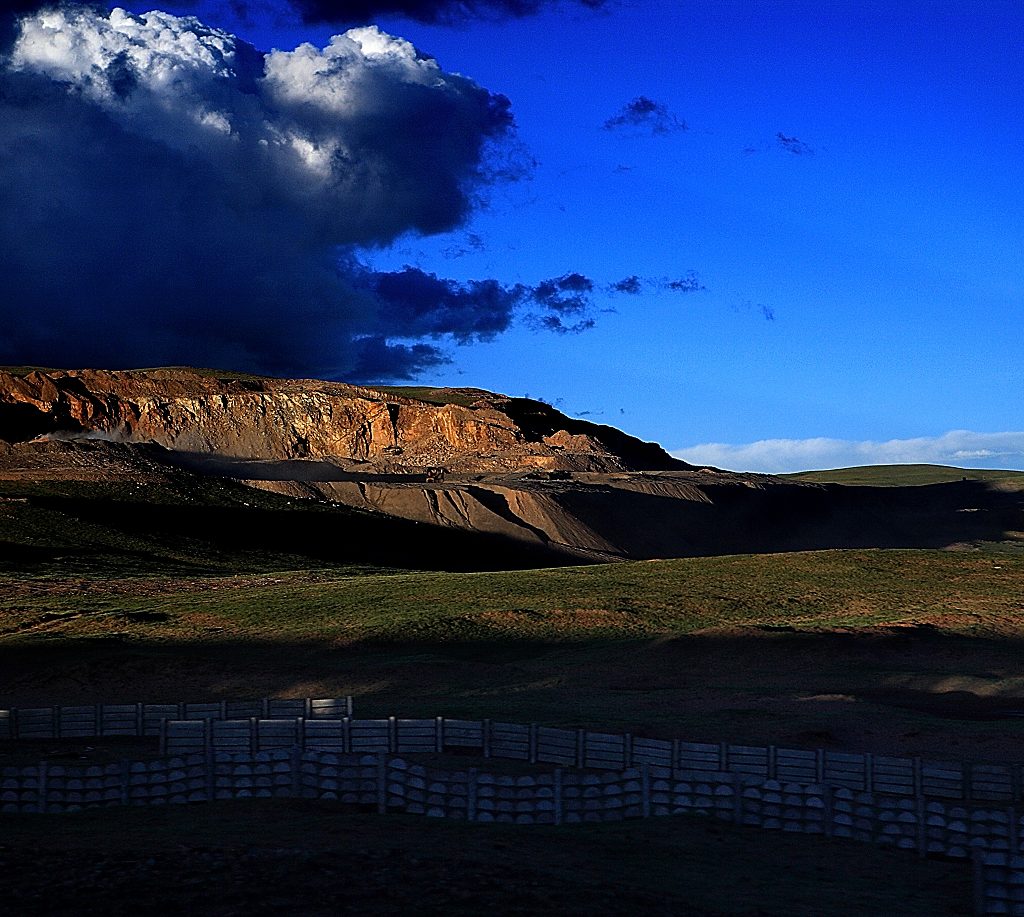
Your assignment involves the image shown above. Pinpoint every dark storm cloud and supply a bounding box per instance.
[354,266,520,341]
[604,96,686,135]
[529,272,594,314]
[359,266,611,342]
[346,336,450,381]
[0,6,529,380]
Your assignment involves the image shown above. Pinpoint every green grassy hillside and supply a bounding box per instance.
[3,547,1023,760]
[784,464,1024,487]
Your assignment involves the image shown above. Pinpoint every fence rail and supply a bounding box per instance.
[163,715,1024,805]
[0,698,352,741]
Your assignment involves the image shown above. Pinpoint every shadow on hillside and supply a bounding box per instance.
[3,493,586,574]
[561,478,1024,557]
[3,626,1024,759]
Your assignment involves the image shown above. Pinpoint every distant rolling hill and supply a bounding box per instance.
[784,464,1024,488]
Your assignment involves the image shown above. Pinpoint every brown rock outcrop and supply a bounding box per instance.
[0,368,687,474]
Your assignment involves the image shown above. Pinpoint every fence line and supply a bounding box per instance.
[162,715,1024,806]
[7,699,1022,806]
[0,746,1017,914]
[3,747,1021,857]
[0,698,352,741]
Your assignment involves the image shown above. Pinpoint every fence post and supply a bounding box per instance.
[346,696,354,718]
[823,784,834,837]
[203,718,213,760]
[731,772,742,824]
[554,768,563,826]
[388,716,397,754]
[54,705,62,739]
[768,745,777,780]
[135,703,144,737]
[96,704,105,739]
[672,739,680,779]
[261,698,270,719]
[343,717,352,754]
[249,717,258,754]
[290,746,302,798]
[719,742,729,773]
[529,724,538,765]
[624,733,632,769]
[641,764,650,818]
[915,794,927,858]
[159,717,168,756]
[38,760,48,814]
[436,716,444,753]
[219,700,227,721]
[577,730,586,769]
[304,698,313,720]
[376,755,387,814]
[467,768,478,822]
[815,748,824,784]
[120,760,131,807]
[972,849,986,917]
[912,757,922,798]
[205,743,216,801]
[483,719,492,758]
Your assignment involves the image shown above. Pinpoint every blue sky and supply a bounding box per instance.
[3,1,1023,471]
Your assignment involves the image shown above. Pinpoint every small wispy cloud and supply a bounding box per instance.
[742,132,816,157]
[608,271,707,295]
[776,131,814,155]
[604,96,687,136]
[672,431,1024,474]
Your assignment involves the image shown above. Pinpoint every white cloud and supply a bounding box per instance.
[672,431,1024,474]
[0,6,513,377]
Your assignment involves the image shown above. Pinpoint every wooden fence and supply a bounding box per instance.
[0,698,352,740]
[162,715,1024,805]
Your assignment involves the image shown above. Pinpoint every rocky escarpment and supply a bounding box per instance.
[0,368,688,474]
[6,367,1018,563]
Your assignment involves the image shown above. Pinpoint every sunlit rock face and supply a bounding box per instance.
[0,368,688,473]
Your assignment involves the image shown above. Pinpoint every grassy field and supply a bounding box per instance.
[2,470,1021,914]
[785,463,1024,487]
[3,547,1024,759]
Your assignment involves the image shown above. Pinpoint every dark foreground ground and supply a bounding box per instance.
[0,799,970,916]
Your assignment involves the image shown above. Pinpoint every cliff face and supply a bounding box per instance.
[2,368,1021,564]
[0,368,688,473]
